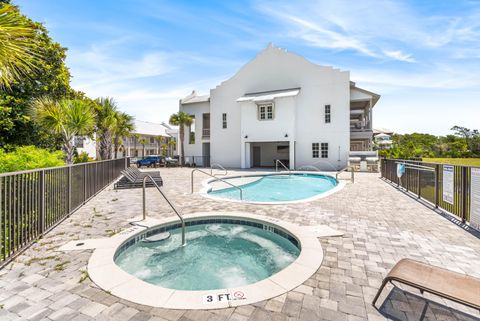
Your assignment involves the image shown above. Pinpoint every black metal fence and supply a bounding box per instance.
[0,158,128,268]
[381,158,478,225]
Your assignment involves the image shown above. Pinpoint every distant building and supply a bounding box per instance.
[179,44,380,170]
[75,120,178,159]
[373,128,394,150]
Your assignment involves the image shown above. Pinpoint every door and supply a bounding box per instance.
[252,146,261,167]
[202,143,210,167]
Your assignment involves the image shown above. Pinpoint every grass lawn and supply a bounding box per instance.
[422,158,480,166]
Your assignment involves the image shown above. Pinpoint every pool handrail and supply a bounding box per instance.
[142,175,186,246]
[210,163,228,176]
[191,168,243,200]
[275,159,291,174]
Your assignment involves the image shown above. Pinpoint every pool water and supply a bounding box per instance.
[208,174,337,202]
[114,223,300,290]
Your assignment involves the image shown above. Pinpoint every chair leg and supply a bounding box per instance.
[372,279,389,307]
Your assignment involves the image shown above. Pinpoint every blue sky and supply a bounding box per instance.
[15,0,480,135]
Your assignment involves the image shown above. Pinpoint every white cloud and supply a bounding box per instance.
[382,50,416,63]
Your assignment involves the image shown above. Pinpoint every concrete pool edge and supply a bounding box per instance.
[200,171,346,205]
[86,212,326,310]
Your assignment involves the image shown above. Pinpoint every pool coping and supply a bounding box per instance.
[199,171,346,204]
[86,212,324,310]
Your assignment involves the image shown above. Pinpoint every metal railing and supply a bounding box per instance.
[210,163,227,176]
[0,158,128,269]
[142,175,186,246]
[381,158,478,226]
[191,169,243,200]
[275,159,291,174]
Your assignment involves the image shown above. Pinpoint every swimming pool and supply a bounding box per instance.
[87,212,324,309]
[114,219,300,291]
[206,173,338,203]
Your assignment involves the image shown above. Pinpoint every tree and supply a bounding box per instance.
[155,135,165,154]
[112,112,134,159]
[451,126,480,154]
[30,97,95,164]
[0,4,43,88]
[169,111,192,165]
[0,3,74,150]
[138,137,148,158]
[95,97,118,160]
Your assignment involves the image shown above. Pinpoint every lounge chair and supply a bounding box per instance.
[114,168,163,189]
[126,167,161,179]
[373,258,480,311]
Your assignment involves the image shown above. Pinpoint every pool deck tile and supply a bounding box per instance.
[1,168,480,320]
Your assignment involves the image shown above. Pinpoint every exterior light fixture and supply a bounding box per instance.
[284,133,288,138]
[244,135,248,139]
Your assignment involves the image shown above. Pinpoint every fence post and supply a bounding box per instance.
[417,167,421,198]
[39,170,45,234]
[68,166,72,213]
[434,164,439,208]
[461,166,468,223]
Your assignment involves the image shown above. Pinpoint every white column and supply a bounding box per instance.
[244,142,251,169]
[289,141,295,169]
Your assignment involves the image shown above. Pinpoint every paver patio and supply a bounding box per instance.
[1,168,479,321]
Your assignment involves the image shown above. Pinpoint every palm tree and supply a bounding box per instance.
[155,135,165,154]
[0,4,43,88]
[168,139,176,157]
[95,97,118,160]
[30,97,95,164]
[132,133,140,157]
[139,137,148,158]
[113,112,134,159]
[169,111,192,165]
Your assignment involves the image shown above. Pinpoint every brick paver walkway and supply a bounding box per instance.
[1,168,479,321]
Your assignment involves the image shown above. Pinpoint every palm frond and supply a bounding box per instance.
[0,4,42,88]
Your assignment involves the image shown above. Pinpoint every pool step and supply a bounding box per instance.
[142,232,171,243]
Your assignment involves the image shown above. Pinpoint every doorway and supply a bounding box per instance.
[252,146,261,167]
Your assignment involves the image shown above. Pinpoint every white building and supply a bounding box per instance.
[179,44,380,170]
[75,120,178,159]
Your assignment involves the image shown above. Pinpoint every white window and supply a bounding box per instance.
[312,143,319,158]
[321,143,329,158]
[325,105,331,123]
[222,113,227,129]
[258,103,274,120]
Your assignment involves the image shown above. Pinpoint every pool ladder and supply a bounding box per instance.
[275,159,291,174]
[142,175,186,246]
[191,168,243,200]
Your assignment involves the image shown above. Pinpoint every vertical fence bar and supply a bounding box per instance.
[39,170,45,235]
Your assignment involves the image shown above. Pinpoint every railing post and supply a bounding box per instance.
[461,166,468,223]
[39,170,45,234]
[68,166,72,213]
[84,164,87,203]
[417,166,421,198]
[434,164,439,208]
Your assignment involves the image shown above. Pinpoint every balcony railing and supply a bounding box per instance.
[202,128,210,138]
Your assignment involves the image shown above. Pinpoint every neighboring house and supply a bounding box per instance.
[179,44,380,170]
[373,128,394,150]
[75,120,178,159]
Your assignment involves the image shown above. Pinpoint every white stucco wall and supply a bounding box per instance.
[179,45,355,170]
[179,100,210,165]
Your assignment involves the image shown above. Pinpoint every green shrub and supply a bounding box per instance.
[74,151,91,164]
[0,146,65,173]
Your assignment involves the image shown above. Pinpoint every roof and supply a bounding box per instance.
[350,82,381,107]
[237,88,301,102]
[134,120,174,137]
[373,127,395,135]
[180,90,210,104]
